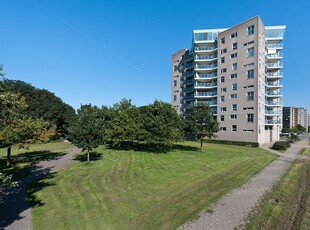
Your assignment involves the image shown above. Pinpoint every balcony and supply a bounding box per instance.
[265,91,282,97]
[182,79,194,86]
[195,82,217,88]
[183,95,194,101]
[195,63,217,71]
[183,71,194,78]
[265,110,282,115]
[266,62,283,69]
[265,100,282,106]
[265,81,283,88]
[265,120,282,125]
[267,43,283,49]
[184,63,194,71]
[266,53,283,59]
[194,46,217,53]
[182,87,194,93]
[195,73,217,80]
[266,71,283,79]
[195,54,218,62]
[184,53,194,62]
[195,100,217,106]
[195,91,217,97]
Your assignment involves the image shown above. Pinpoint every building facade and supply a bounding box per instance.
[283,106,308,129]
[171,16,286,144]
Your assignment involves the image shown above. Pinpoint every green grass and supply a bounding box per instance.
[300,148,310,156]
[0,141,73,181]
[30,142,277,230]
[246,159,310,230]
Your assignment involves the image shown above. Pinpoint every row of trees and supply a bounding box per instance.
[282,124,307,134]
[69,99,219,161]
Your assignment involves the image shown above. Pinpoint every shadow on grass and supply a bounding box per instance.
[107,142,200,153]
[74,151,103,162]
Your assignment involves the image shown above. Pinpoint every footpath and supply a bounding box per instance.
[0,148,81,230]
[179,134,309,230]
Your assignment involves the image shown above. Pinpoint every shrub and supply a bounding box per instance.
[290,134,300,142]
[272,141,291,151]
[204,139,259,147]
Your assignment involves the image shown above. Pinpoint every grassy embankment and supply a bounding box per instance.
[246,158,310,230]
[27,141,277,230]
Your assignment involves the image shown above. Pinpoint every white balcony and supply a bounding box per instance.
[194,82,217,89]
[267,43,283,49]
[194,46,218,53]
[265,119,282,125]
[265,91,283,97]
[266,53,283,59]
[266,62,283,69]
[265,110,282,116]
[265,81,283,88]
[265,100,282,106]
[195,63,217,71]
[266,71,283,79]
[194,91,217,98]
[195,73,217,80]
[195,54,218,62]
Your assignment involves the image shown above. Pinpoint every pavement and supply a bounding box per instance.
[0,147,81,230]
[179,134,310,230]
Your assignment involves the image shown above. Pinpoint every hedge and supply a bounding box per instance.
[204,139,259,147]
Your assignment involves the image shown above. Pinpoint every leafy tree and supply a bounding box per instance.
[281,128,291,133]
[68,104,106,162]
[0,79,76,137]
[140,100,183,150]
[294,124,307,132]
[184,103,219,152]
[308,126,310,132]
[105,99,144,148]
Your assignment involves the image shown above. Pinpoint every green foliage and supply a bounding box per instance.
[68,104,106,161]
[184,103,219,151]
[205,139,259,147]
[0,172,18,187]
[272,141,291,151]
[281,128,291,133]
[290,134,300,142]
[308,126,310,132]
[0,79,76,137]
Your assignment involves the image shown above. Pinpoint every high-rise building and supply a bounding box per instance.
[283,106,308,129]
[171,16,286,144]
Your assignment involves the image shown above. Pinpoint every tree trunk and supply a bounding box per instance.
[7,146,12,166]
[200,138,203,152]
[87,150,90,162]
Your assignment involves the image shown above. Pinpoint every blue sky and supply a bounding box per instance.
[1,0,309,111]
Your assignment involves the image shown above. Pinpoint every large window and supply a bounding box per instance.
[174,80,177,87]
[232,104,237,111]
[221,37,225,44]
[230,73,237,79]
[221,76,225,83]
[221,48,227,54]
[230,94,237,99]
[232,125,237,132]
[220,87,227,93]
[221,57,225,64]
[232,42,238,50]
[247,47,254,57]
[220,115,225,122]
[248,25,254,36]
[247,114,254,123]
[173,95,177,102]
[232,83,237,91]
[247,69,254,79]
[232,63,237,70]
[230,53,237,58]
[220,96,225,103]
[220,107,227,112]
[230,32,237,38]
[247,91,254,101]
[230,114,237,119]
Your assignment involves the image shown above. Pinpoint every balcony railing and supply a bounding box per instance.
[194,46,217,51]
[182,79,194,85]
[265,120,282,124]
[195,73,217,79]
[195,63,217,70]
[182,87,194,93]
[266,53,283,59]
[266,71,283,78]
[267,43,283,49]
[184,63,194,69]
[195,91,217,97]
[195,82,217,88]
[183,71,194,77]
[265,100,282,105]
[266,62,283,68]
[266,81,283,87]
[196,100,217,106]
[183,95,194,100]
[266,91,282,96]
[195,54,218,61]
[265,110,281,115]
[184,53,194,62]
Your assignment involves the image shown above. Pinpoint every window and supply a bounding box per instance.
[232,125,237,132]
[243,107,254,111]
[221,48,227,54]
[243,40,254,47]
[247,114,254,123]
[247,47,254,57]
[243,85,254,89]
[220,87,227,93]
[230,53,237,58]
[232,63,237,70]
[230,114,237,119]
[243,63,254,68]
[248,25,254,36]
[247,91,254,101]
[221,57,225,64]
[221,68,227,73]
[232,42,237,50]
[230,73,237,79]
[232,83,237,91]
[230,32,237,38]
[220,107,227,112]
[232,104,237,111]
[220,95,225,103]
[220,115,225,122]
[247,69,254,79]
[221,37,225,44]
[173,80,177,87]
[173,95,177,102]
[220,76,225,83]
[243,129,254,133]
[220,127,227,132]
[230,94,237,99]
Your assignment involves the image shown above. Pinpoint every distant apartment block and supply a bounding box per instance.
[171,16,286,144]
[283,106,308,129]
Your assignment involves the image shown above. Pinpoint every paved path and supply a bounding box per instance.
[0,147,81,230]
[179,134,310,230]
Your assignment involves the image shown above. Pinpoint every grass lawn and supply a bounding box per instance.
[300,148,310,156]
[30,142,277,230]
[0,141,73,181]
[246,159,310,230]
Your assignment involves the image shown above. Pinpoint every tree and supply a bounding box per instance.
[140,100,183,150]
[308,126,310,133]
[184,103,219,152]
[0,79,76,137]
[294,124,307,133]
[68,104,105,162]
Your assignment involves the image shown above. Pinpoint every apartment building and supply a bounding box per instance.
[283,106,308,129]
[171,16,286,144]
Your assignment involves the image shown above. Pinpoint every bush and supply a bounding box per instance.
[204,139,259,147]
[272,141,291,151]
[290,134,300,142]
